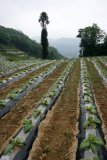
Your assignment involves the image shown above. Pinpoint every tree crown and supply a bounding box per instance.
[39,12,50,29]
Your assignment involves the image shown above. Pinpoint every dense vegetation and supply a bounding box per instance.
[39,12,49,59]
[77,23,107,57]
[0,25,63,59]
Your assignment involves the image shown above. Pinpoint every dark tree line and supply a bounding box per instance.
[77,24,107,57]
[0,25,63,59]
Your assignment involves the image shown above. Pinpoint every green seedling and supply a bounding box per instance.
[49,90,57,97]
[83,116,101,129]
[86,106,96,114]
[0,99,9,108]
[41,98,50,106]
[23,118,33,133]
[84,97,92,103]
[32,109,41,118]
[84,91,91,97]
[20,85,28,92]
[9,93,17,100]
[3,138,24,155]
[80,134,104,153]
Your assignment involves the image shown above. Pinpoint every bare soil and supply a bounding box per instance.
[86,60,107,148]
[28,60,80,160]
[0,62,68,154]
[0,63,37,81]
[0,63,53,99]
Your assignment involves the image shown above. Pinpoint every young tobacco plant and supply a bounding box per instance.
[0,99,9,108]
[41,97,50,106]
[86,106,96,114]
[83,116,101,129]
[84,96,92,103]
[23,118,33,133]
[32,109,41,118]
[80,134,104,153]
[49,90,57,97]
[83,90,92,97]
[9,93,18,100]
[3,138,24,155]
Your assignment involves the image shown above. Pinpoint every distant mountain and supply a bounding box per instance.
[49,38,80,58]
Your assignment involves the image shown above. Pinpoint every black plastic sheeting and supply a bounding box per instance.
[76,64,107,160]
[1,63,36,77]
[76,74,86,160]
[0,63,46,89]
[0,68,55,118]
[13,77,68,160]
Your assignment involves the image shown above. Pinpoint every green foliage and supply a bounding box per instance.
[39,12,50,59]
[84,96,92,103]
[32,109,41,118]
[3,138,24,155]
[39,12,49,29]
[0,100,6,108]
[3,144,14,155]
[80,134,104,153]
[86,106,96,114]
[83,116,101,129]
[48,47,63,59]
[41,98,49,106]
[23,118,33,133]
[77,23,106,57]
[49,90,57,97]
[8,93,17,100]
[0,25,63,59]
[84,91,91,97]
[0,99,8,108]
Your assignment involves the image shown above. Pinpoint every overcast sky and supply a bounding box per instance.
[0,0,107,39]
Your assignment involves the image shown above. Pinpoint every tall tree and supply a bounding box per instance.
[77,24,105,57]
[39,12,50,59]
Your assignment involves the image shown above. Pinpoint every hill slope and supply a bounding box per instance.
[0,25,64,60]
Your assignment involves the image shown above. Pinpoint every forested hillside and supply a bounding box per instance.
[0,25,63,59]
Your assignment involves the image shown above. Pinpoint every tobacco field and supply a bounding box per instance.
[0,55,107,160]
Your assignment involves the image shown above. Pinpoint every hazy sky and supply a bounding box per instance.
[0,0,107,39]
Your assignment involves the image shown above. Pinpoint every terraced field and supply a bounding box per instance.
[0,56,107,160]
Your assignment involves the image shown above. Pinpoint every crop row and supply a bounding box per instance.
[0,63,54,100]
[92,58,107,83]
[0,61,51,89]
[0,61,69,154]
[77,59,107,160]
[0,62,39,79]
[0,59,39,75]
[0,62,58,117]
[0,60,73,160]
[27,60,80,160]
[86,59,107,156]
[98,57,107,65]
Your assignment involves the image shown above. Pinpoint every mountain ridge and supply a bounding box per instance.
[49,37,80,58]
[34,37,80,58]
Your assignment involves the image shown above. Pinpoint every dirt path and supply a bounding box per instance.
[28,60,80,160]
[0,62,68,154]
